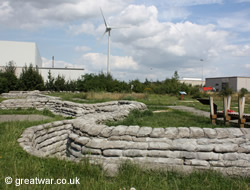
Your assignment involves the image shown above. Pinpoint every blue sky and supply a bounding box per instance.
[0,0,250,81]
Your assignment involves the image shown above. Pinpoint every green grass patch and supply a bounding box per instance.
[0,108,59,118]
[0,120,249,189]
[47,92,250,114]
[48,92,112,104]
[0,97,6,103]
[117,163,250,190]
[107,109,230,128]
[48,92,87,101]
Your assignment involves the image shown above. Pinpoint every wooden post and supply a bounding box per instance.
[238,96,246,128]
[210,96,217,125]
[223,96,230,125]
[227,95,231,110]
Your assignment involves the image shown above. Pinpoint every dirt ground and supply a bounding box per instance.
[167,106,210,117]
[0,115,51,122]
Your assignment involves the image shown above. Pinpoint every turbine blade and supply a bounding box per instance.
[110,26,130,29]
[101,31,108,39]
[100,8,108,28]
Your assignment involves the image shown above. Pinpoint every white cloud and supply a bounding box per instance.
[0,1,13,21]
[118,5,158,25]
[223,45,250,56]
[0,0,130,29]
[2,1,250,81]
[42,57,82,68]
[164,0,223,6]
[80,53,138,73]
[91,4,250,80]
[217,10,250,32]
[112,8,230,66]
[69,22,96,36]
[245,64,250,68]
[160,7,191,21]
[218,17,250,33]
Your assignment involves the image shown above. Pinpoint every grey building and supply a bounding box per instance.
[205,76,250,92]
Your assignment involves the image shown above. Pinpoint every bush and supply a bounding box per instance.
[1,61,19,91]
[76,73,130,92]
[220,87,234,97]
[54,75,66,91]
[19,64,45,90]
[0,64,206,98]
[0,76,8,93]
[129,79,144,93]
[45,70,55,91]
[239,88,248,97]
[131,109,153,117]
[190,86,202,98]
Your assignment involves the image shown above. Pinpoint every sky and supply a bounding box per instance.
[0,0,250,81]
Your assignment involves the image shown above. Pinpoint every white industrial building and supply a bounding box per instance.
[179,78,205,86]
[39,67,84,81]
[205,76,250,92]
[0,40,42,67]
[0,40,84,81]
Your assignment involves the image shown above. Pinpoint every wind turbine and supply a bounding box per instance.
[100,8,127,75]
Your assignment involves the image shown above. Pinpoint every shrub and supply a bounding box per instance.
[1,61,19,91]
[54,75,66,91]
[239,88,248,97]
[76,73,130,92]
[0,76,8,93]
[131,109,153,117]
[190,86,202,98]
[129,79,144,93]
[45,70,55,91]
[19,64,45,90]
[220,87,234,97]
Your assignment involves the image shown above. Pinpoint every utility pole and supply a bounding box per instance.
[200,59,204,86]
[52,56,54,68]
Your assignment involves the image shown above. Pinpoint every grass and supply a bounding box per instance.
[0,97,6,103]
[46,92,250,114]
[0,119,249,189]
[0,92,250,189]
[0,108,57,117]
[106,109,230,128]
[48,91,147,104]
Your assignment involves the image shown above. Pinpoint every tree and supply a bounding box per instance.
[54,75,66,91]
[172,70,180,81]
[0,76,8,93]
[65,80,77,92]
[129,79,144,93]
[220,87,233,97]
[76,73,129,92]
[239,88,248,98]
[2,61,19,91]
[19,64,44,90]
[45,70,55,91]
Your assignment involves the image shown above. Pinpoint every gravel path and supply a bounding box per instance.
[167,106,210,118]
[0,115,51,122]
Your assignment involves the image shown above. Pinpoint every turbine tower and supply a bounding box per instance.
[100,8,127,75]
